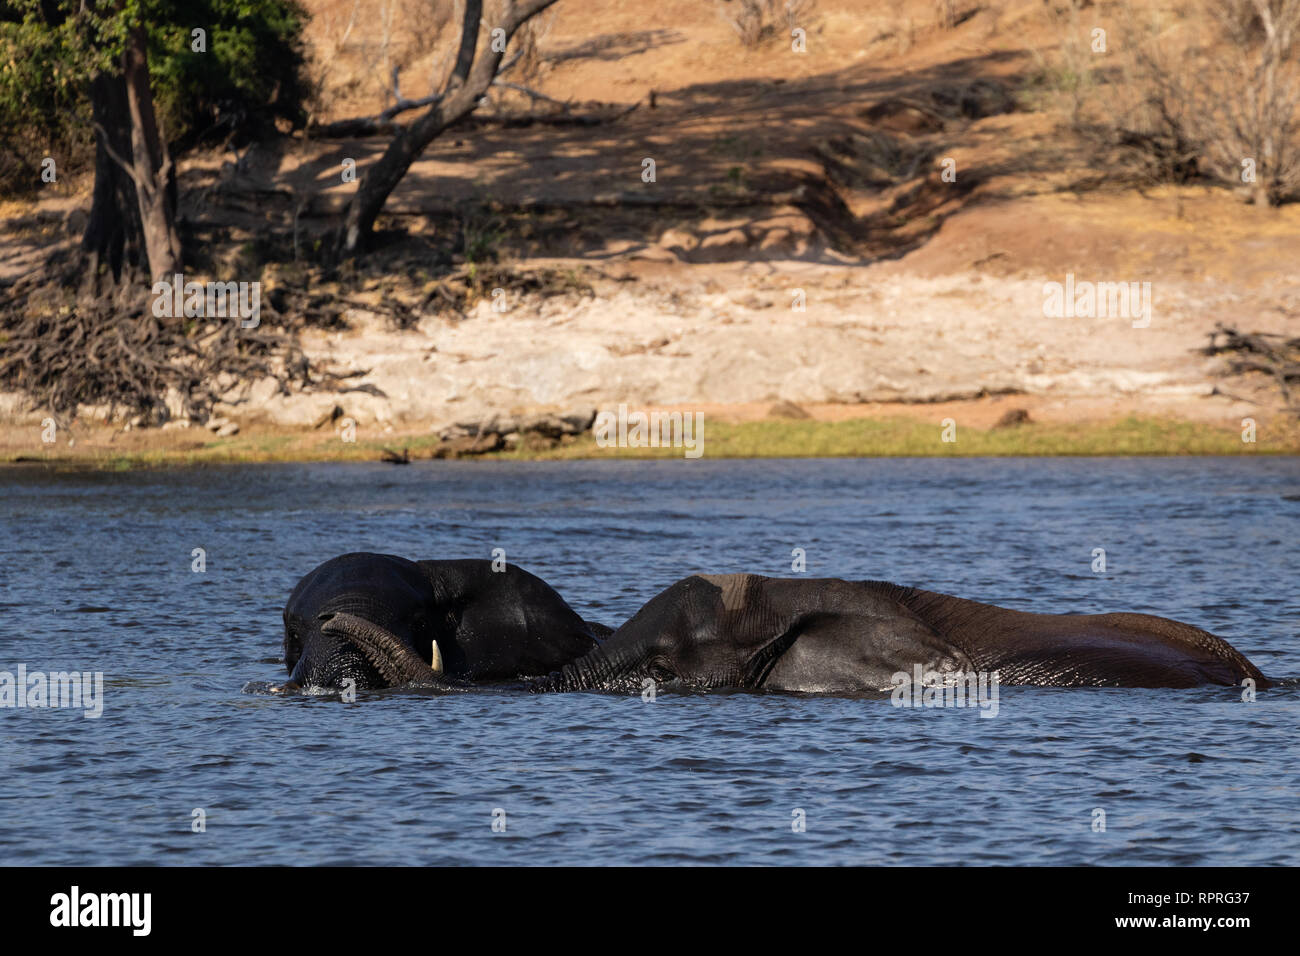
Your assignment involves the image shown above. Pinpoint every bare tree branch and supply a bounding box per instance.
[449,0,484,90]
[335,0,562,254]
[493,78,569,107]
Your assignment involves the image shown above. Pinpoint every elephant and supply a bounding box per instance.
[531,574,1272,693]
[275,553,608,691]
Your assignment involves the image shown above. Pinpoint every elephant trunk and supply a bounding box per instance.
[320,612,443,686]
[530,647,628,693]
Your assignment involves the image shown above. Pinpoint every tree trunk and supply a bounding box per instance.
[82,24,181,287]
[122,24,181,280]
[336,0,558,256]
[83,71,144,289]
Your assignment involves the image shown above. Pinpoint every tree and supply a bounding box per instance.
[0,0,311,418]
[1,0,309,284]
[89,18,182,284]
[337,0,560,255]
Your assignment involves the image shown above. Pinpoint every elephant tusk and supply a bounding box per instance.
[430,640,443,674]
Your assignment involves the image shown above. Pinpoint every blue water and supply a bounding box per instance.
[0,457,1296,865]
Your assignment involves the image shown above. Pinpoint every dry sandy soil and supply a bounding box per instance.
[2,0,1298,455]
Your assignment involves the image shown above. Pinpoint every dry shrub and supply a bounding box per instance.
[1189,0,1300,203]
[1058,0,1300,203]
[717,0,818,48]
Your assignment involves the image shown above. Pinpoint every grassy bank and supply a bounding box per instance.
[505,415,1298,460]
[3,415,1296,470]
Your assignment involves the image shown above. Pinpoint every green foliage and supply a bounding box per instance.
[0,0,309,184]
[0,2,106,177]
[144,0,310,150]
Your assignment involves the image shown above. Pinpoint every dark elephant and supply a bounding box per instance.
[533,574,1272,693]
[276,553,607,691]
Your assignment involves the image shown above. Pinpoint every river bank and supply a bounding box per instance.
[4,1,1298,461]
[5,399,1296,470]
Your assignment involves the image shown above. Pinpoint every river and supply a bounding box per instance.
[1,457,1296,864]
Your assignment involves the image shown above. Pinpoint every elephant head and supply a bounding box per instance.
[276,553,604,691]
[531,575,772,693]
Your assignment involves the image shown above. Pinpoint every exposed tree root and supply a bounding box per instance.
[0,245,334,424]
[0,228,593,424]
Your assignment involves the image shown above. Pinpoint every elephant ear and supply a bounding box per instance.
[417,559,601,680]
[757,580,979,693]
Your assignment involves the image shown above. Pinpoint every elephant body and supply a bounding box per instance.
[276,559,1271,694]
[278,553,604,691]
[533,574,1271,693]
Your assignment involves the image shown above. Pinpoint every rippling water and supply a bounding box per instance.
[1,457,1296,865]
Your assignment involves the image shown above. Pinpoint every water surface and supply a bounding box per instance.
[1,457,1296,865]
